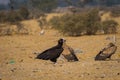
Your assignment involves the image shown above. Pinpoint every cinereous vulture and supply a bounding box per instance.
[36,38,66,63]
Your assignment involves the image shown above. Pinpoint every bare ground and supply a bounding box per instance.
[0,29,120,80]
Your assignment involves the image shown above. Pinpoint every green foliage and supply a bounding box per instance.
[49,9,101,36]
[85,8,101,35]
[19,7,29,19]
[0,11,7,22]
[49,8,118,36]
[7,11,22,23]
[102,20,118,34]
[59,14,86,36]
[0,7,29,23]
[49,16,61,29]
[0,11,22,23]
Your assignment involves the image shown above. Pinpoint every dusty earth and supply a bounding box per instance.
[0,29,120,80]
[0,13,120,80]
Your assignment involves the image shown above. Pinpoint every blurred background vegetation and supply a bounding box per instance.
[0,0,120,36]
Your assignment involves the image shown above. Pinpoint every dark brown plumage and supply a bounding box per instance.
[95,43,117,60]
[62,44,79,62]
[36,38,65,63]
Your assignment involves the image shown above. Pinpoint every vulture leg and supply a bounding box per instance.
[50,58,57,63]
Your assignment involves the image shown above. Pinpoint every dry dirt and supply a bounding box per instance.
[0,29,120,80]
[0,13,120,80]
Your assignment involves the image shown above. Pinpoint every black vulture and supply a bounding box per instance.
[62,44,79,62]
[95,43,117,60]
[36,38,66,63]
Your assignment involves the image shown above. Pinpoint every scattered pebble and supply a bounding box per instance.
[6,62,8,64]
[11,68,17,72]
[33,52,37,54]
[100,74,106,78]
[32,70,38,73]
[117,73,120,75]
[40,30,45,35]
[19,59,23,62]
[96,67,100,69]
[11,69,14,72]
[29,56,33,58]
[80,74,84,77]
[117,60,120,63]
[74,49,83,54]
[59,64,63,67]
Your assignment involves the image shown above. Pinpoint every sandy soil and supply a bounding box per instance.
[0,29,120,80]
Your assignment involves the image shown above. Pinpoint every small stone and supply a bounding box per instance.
[87,73,90,75]
[100,74,106,78]
[96,67,100,69]
[117,73,120,75]
[74,49,83,54]
[6,62,8,64]
[11,69,14,72]
[117,61,120,63]
[32,70,37,73]
[59,64,63,67]
[40,30,45,35]
[29,56,33,58]
[11,68,17,72]
[19,59,23,62]
[101,76,104,78]
[81,74,84,77]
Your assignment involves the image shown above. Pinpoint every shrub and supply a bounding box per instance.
[60,14,87,36]
[7,11,22,23]
[49,13,88,36]
[0,11,7,23]
[19,7,29,19]
[85,8,101,35]
[49,8,101,36]
[102,20,118,34]
[0,7,29,23]
[49,16,61,29]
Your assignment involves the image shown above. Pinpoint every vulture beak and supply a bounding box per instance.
[62,38,66,42]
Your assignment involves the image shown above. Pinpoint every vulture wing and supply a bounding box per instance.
[62,44,79,61]
[36,46,64,62]
[95,45,117,60]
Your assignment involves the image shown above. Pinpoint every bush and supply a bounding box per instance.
[19,7,29,19]
[49,16,61,29]
[50,14,87,36]
[0,11,7,23]
[0,7,29,23]
[102,20,118,34]
[7,11,22,23]
[60,14,87,36]
[0,23,29,36]
[85,8,101,35]
[49,8,118,36]
[49,8,102,36]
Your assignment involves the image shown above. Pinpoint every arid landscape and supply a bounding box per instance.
[0,13,120,80]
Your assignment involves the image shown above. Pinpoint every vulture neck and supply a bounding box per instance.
[57,43,63,48]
